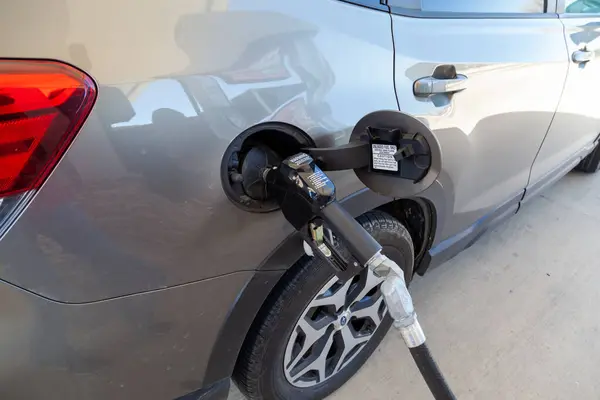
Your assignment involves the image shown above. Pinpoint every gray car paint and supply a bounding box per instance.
[0,0,398,303]
[391,12,569,241]
[0,269,256,399]
[528,16,600,188]
[0,0,400,398]
[0,0,598,399]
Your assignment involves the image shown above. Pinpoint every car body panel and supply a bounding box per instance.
[527,14,600,190]
[390,12,569,243]
[0,269,253,400]
[427,189,523,268]
[0,1,403,397]
[0,0,399,303]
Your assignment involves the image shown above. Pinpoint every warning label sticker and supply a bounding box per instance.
[372,144,398,172]
[307,170,329,190]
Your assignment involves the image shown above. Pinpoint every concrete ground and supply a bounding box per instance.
[230,170,600,400]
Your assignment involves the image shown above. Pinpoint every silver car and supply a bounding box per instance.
[1,0,599,399]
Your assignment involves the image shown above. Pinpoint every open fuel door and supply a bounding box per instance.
[304,110,441,198]
[221,111,440,212]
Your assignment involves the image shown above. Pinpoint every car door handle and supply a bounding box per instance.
[413,75,468,97]
[572,49,594,64]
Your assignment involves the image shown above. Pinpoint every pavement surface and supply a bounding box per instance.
[230,170,600,400]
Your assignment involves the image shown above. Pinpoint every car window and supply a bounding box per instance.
[565,0,600,13]
[389,0,545,13]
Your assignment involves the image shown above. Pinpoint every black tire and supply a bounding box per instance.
[576,143,600,173]
[233,211,414,400]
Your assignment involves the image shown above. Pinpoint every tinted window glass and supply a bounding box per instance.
[389,0,545,13]
[565,0,600,13]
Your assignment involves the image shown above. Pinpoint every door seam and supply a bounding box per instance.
[524,17,570,190]
[388,10,401,111]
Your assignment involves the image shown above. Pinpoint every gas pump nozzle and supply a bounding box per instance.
[264,152,424,347]
[265,152,455,400]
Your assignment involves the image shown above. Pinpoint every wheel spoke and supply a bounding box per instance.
[351,293,385,326]
[288,329,335,383]
[285,317,331,372]
[316,332,335,383]
[347,269,385,306]
[333,325,370,373]
[311,278,353,310]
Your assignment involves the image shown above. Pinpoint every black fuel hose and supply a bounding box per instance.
[409,343,457,400]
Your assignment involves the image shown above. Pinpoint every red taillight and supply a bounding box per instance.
[0,60,96,197]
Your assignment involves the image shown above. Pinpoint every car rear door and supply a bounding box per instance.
[527,0,600,195]
[388,0,569,245]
